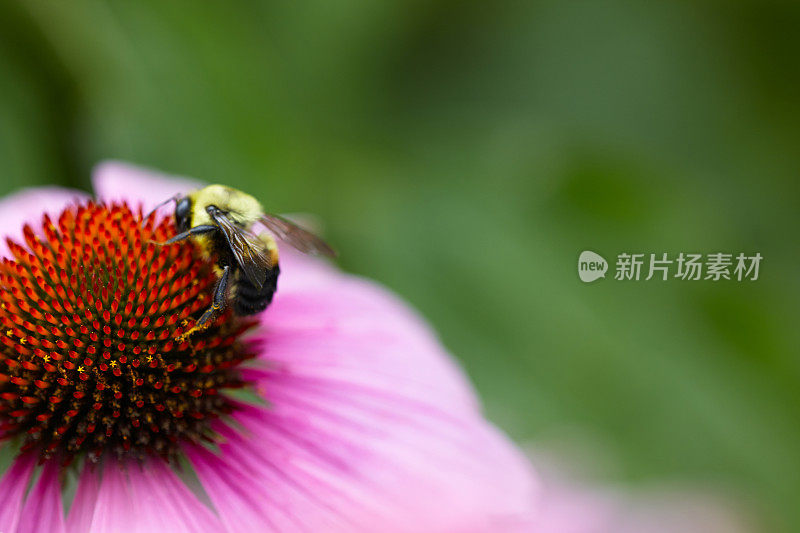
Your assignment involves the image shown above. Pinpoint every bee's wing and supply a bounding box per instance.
[259,214,337,258]
[209,210,272,289]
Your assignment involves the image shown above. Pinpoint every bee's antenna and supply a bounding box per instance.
[144,194,181,221]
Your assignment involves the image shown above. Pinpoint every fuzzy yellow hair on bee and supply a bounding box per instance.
[150,184,335,340]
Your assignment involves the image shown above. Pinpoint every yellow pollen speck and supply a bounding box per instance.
[146,355,153,362]
[5,330,11,336]
[43,355,50,362]
[110,360,118,368]
[77,366,84,373]
[19,337,27,344]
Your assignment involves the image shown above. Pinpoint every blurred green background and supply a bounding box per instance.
[0,1,797,531]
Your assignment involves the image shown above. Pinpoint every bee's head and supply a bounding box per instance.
[190,185,263,229]
[175,196,192,232]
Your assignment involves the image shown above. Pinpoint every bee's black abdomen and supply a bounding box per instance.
[234,265,280,316]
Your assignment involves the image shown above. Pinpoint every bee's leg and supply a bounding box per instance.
[197,265,231,327]
[143,194,181,221]
[152,225,217,246]
[177,265,230,341]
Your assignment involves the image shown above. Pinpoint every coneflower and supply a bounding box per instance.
[0,162,538,532]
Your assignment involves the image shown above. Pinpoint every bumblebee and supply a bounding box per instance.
[150,185,335,339]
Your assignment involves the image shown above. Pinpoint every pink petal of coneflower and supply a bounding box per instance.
[70,460,223,533]
[92,161,203,207]
[0,451,38,533]
[0,188,88,259]
[534,475,752,533]
[65,464,99,533]
[18,459,65,533]
[67,460,222,533]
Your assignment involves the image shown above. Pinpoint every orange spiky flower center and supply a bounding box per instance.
[0,202,253,462]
